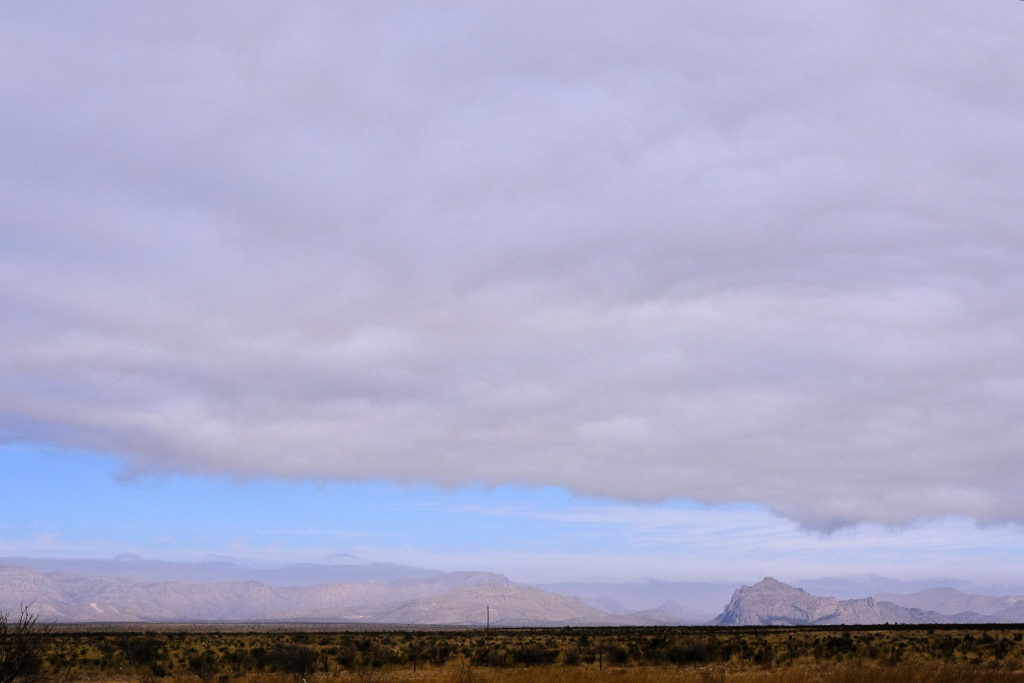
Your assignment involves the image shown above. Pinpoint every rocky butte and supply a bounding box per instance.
[712,577,953,626]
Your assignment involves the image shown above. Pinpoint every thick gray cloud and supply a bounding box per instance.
[2,2,1023,529]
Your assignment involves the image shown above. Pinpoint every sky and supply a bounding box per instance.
[2,2,1024,587]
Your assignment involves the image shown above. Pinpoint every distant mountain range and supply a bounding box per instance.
[536,579,735,623]
[0,562,676,626]
[711,577,1024,625]
[3,558,1023,626]
[0,555,443,586]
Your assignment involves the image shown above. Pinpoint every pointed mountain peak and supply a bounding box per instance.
[755,577,787,587]
[743,577,805,594]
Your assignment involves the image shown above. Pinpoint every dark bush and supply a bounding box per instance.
[266,644,318,678]
[0,606,50,683]
[667,636,714,665]
[187,649,220,682]
[513,644,558,666]
[117,635,166,668]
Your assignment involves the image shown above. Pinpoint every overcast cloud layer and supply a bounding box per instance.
[3,2,1023,530]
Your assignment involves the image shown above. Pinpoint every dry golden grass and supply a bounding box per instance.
[53,662,1024,683]
[345,662,1024,683]
[30,625,1024,682]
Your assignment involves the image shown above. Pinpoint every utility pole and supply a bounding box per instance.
[486,605,490,631]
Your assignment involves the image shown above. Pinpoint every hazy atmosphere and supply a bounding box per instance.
[3,2,1024,587]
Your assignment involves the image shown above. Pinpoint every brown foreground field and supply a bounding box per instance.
[21,624,1024,682]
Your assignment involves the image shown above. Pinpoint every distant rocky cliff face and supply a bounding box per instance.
[712,578,839,625]
[711,578,948,626]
